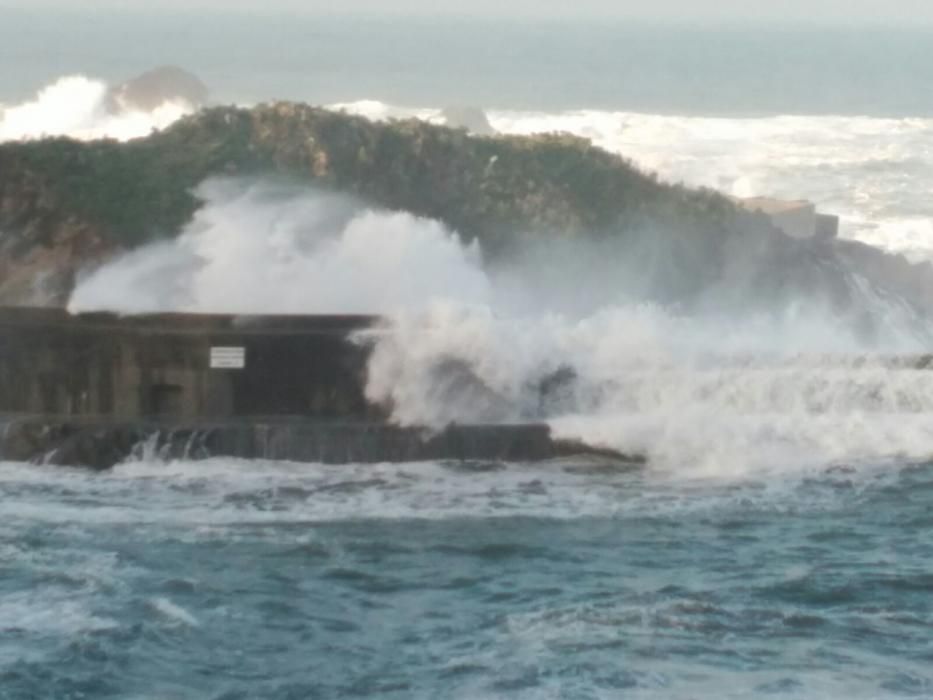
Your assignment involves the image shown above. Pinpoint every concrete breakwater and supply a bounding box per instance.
[0,307,632,468]
[0,416,607,470]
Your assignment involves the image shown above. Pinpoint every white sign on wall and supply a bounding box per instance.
[210,347,246,369]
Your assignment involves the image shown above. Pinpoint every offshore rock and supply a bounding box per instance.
[106,66,209,113]
[440,105,495,135]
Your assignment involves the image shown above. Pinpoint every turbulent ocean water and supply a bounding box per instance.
[4,12,933,698]
[3,457,933,699]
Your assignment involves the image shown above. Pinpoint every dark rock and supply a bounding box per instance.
[440,105,495,135]
[427,358,513,423]
[535,365,578,417]
[106,66,209,113]
[46,426,144,471]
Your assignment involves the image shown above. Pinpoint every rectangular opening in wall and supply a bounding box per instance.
[150,383,185,417]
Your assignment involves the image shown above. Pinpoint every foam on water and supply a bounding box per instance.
[1,455,930,698]
[0,589,117,637]
[150,597,200,628]
[0,451,900,529]
[63,173,933,478]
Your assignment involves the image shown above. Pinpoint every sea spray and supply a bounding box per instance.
[68,179,490,314]
[362,304,933,477]
[68,176,933,476]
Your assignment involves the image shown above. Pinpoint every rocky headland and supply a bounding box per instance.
[1,101,931,327]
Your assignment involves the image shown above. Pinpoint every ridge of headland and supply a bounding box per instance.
[0,102,872,310]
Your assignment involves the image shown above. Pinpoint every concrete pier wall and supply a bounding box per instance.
[0,308,379,421]
[0,308,627,468]
[0,416,574,470]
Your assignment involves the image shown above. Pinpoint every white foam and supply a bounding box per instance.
[0,588,117,636]
[0,75,194,143]
[150,597,200,628]
[63,171,933,478]
[0,453,898,532]
[362,301,933,478]
[328,99,441,125]
[69,179,489,314]
[499,601,926,700]
[30,89,933,478]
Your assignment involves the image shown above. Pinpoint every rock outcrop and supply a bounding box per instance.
[0,103,773,305]
[0,101,931,324]
[440,105,495,135]
[106,66,209,113]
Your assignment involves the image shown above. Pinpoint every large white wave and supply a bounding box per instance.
[0,75,195,143]
[10,73,933,475]
[68,177,933,476]
[364,305,933,477]
[68,178,489,314]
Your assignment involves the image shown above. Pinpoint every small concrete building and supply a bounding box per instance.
[0,307,379,420]
[735,197,839,241]
[0,307,579,468]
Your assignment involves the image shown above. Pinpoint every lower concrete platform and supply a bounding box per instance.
[0,415,638,470]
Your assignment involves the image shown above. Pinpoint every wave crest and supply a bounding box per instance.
[0,74,194,143]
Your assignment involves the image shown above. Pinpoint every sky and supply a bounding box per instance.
[4,0,933,24]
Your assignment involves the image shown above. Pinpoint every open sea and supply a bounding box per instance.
[3,10,933,698]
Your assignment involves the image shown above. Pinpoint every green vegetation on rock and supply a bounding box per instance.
[0,102,781,305]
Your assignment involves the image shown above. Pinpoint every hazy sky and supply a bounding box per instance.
[5,0,933,24]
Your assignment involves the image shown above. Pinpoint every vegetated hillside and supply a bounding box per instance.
[0,102,927,319]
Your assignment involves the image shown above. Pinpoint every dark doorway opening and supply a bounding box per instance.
[150,383,184,417]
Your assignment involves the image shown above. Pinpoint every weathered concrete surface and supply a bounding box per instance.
[0,307,647,469]
[0,415,635,470]
[0,307,378,421]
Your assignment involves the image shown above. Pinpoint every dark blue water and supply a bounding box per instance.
[3,10,933,116]
[2,458,932,699]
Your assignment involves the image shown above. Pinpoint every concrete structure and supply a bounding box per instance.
[735,197,839,241]
[0,307,377,420]
[0,307,624,468]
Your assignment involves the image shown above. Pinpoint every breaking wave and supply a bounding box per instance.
[4,70,928,476]
[364,305,933,477]
[68,179,489,314]
[0,75,195,142]
[2,453,931,699]
[67,176,933,477]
